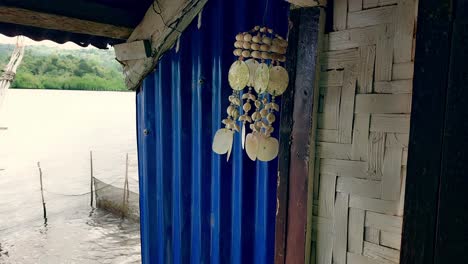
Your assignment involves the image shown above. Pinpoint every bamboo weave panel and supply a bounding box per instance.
[312,0,417,263]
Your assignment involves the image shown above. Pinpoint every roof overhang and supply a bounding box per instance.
[0,0,154,48]
[0,0,208,90]
[114,0,208,90]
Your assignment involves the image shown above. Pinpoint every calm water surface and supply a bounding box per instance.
[0,89,140,263]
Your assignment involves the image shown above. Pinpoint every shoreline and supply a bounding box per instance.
[9,87,133,93]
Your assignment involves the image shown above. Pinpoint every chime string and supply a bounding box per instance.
[262,0,270,26]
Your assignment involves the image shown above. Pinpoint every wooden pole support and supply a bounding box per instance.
[90,151,94,207]
[275,6,324,264]
[122,153,129,218]
[37,162,47,222]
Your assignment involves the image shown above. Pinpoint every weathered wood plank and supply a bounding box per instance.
[392,62,414,80]
[355,94,412,114]
[351,114,370,161]
[347,6,396,29]
[122,0,208,90]
[370,114,410,133]
[349,0,363,12]
[393,0,416,63]
[336,177,381,198]
[364,227,380,244]
[431,2,468,262]
[315,217,333,263]
[363,241,400,263]
[365,211,403,234]
[114,40,151,61]
[400,1,453,263]
[348,208,365,254]
[348,252,381,264]
[375,36,394,81]
[382,134,403,200]
[333,192,349,264]
[363,0,398,8]
[320,159,367,178]
[338,65,357,143]
[398,168,406,217]
[350,195,399,215]
[327,25,386,51]
[317,142,352,160]
[333,0,347,31]
[319,70,344,86]
[386,133,409,148]
[317,174,337,218]
[319,86,341,129]
[321,49,360,69]
[374,80,412,93]
[317,129,339,142]
[380,230,401,250]
[276,8,299,264]
[283,8,323,264]
[367,132,385,179]
[0,6,132,39]
[358,45,376,93]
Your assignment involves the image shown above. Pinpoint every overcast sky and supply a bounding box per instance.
[0,34,96,50]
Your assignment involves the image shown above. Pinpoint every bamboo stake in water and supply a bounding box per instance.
[90,151,94,207]
[122,153,129,218]
[37,162,47,222]
[125,153,129,204]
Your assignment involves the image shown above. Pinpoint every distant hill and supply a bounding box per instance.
[0,44,126,91]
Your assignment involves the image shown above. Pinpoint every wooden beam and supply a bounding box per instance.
[114,40,152,61]
[274,8,300,264]
[400,0,453,264]
[433,2,468,263]
[275,6,324,264]
[0,0,145,27]
[0,6,133,39]
[119,0,207,90]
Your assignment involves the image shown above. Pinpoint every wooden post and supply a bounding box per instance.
[90,151,94,207]
[37,162,47,222]
[275,7,324,264]
[401,1,468,263]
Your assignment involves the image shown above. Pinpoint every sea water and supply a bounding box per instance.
[0,89,140,264]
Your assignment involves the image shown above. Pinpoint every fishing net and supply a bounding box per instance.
[93,177,140,222]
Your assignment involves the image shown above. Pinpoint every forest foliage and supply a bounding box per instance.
[0,44,126,91]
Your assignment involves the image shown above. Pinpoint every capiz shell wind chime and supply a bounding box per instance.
[212,26,289,162]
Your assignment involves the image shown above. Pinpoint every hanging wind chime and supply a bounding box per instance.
[212,26,289,162]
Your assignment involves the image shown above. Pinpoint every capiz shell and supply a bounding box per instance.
[245,133,259,161]
[254,63,270,94]
[212,128,234,154]
[257,135,279,162]
[228,60,249,91]
[245,59,259,87]
[267,66,289,96]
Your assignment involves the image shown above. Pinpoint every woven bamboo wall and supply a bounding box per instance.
[311,0,417,263]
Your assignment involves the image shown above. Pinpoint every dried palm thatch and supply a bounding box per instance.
[0,36,25,111]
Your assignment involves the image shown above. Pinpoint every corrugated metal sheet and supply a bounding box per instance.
[136,0,289,263]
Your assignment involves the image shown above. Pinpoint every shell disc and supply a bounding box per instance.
[228,60,249,91]
[267,66,289,96]
[245,133,259,161]
[212,128,234,154]
[257,135,279,162]
[254,63,270,94]
[245,59,259,87]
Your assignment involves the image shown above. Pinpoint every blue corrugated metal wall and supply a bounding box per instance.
[136,1,289,263]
